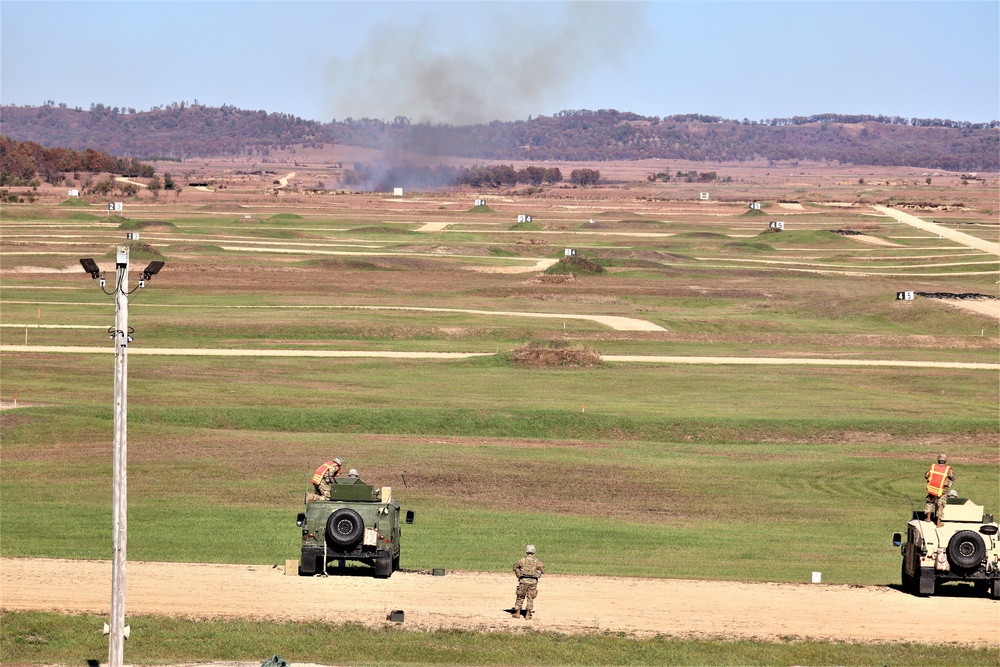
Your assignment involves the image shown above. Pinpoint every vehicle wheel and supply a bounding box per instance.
[991,579,1000,600]
[325,508,364,548]
[393,553,400,572]
[946,530,986,570]
[375,555,393,578]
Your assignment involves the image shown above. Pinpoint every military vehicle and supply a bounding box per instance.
[893,495,1000,598]
[296,476,413,578]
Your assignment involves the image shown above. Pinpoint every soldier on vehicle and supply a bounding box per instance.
[511,544,545,620]
[925,453,955,527]
[306,457,343,502]
[348,468,359,478]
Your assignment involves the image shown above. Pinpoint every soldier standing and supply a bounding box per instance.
[305,457,343,502]
[511,544,545,620]
[925,453,955,527]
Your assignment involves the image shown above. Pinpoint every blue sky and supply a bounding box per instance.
[2,1,997,124]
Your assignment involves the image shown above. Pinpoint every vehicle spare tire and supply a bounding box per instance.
[325,508,364,548]
[947,530,986,570]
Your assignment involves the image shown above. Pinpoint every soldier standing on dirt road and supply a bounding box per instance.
[925,453,955,527]
[305,457,343,502]
[512,544,545,620]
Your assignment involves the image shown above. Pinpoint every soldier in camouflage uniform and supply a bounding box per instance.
[511,544,545,619]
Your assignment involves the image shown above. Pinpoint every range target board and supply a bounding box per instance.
[896,291,915,300]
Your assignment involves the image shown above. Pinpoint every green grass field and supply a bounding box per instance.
[3,612,998,666]
[1,195,997,664]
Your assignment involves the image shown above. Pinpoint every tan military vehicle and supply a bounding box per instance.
[893,494,1000,598]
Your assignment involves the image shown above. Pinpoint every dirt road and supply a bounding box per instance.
[875,205,1000,257]
[2,345,997,369]
[2,558,997,645]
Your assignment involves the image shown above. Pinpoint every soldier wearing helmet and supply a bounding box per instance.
[925,453,955,527]
[306,457,344,502]
[511,544,545,620]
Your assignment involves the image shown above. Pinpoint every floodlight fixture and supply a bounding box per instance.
[80,258,101,279]
[140,261,165,281]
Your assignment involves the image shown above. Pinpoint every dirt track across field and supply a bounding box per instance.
[2,558,998,645]
[875,205,1000,256]
[1,346,997,370]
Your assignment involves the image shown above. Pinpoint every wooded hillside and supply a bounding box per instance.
[0,136,154,185]
[1,103,996,171]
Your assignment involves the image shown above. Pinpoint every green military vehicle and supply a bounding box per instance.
[296,476,413,578]
[893,494,1000,598]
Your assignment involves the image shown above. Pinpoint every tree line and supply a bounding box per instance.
[0,136,154,186]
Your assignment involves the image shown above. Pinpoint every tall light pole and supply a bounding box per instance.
[80,245,164,667]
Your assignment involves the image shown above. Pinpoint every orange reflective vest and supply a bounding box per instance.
[312,461,340,485]
[925,463,952,497]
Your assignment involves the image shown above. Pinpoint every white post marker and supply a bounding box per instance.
[811,571,822,583]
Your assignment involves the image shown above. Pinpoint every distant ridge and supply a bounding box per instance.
[1,104,996,171]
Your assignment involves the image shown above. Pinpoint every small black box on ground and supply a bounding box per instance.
[432,568,446,576]
[388,610,404,623]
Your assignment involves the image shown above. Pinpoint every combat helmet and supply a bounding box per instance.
[525,544,536,554]
[937,453,947,464]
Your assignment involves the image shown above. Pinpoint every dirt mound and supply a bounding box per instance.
[545,256,605,275]
[528,274,576,284]
[507,342,603,368]
[917,292,997,301]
